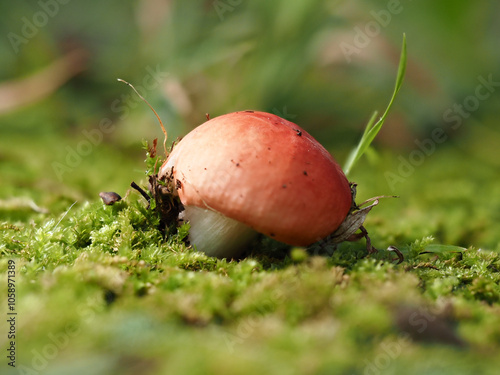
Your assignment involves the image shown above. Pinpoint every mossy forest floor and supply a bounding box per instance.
[1,131,500,375]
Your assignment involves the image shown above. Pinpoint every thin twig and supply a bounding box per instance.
[131,181,151,202]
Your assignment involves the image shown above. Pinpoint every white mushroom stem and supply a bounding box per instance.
[180,206,258,258]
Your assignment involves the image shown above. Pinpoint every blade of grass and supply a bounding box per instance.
[343,33,407,176]
[421,244,467,254]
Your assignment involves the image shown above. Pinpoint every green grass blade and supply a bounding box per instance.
[343,34,407,176]
[421,244,467,254]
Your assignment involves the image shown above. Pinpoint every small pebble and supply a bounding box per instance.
[99,192,122,205]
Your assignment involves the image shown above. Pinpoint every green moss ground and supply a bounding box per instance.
[1,130,499,375]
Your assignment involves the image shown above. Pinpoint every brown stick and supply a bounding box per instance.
[130,181,150,202]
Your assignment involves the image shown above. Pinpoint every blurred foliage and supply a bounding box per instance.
[1,0,498,191]
[1,0,500,142]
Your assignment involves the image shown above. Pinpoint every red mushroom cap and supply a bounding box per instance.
[160,111,352,246]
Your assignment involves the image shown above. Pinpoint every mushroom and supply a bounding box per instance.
[155,110,354,258]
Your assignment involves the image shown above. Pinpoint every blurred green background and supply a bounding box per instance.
[2,0,499,241]
[1,0,499,242]
[1,2,498,176]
